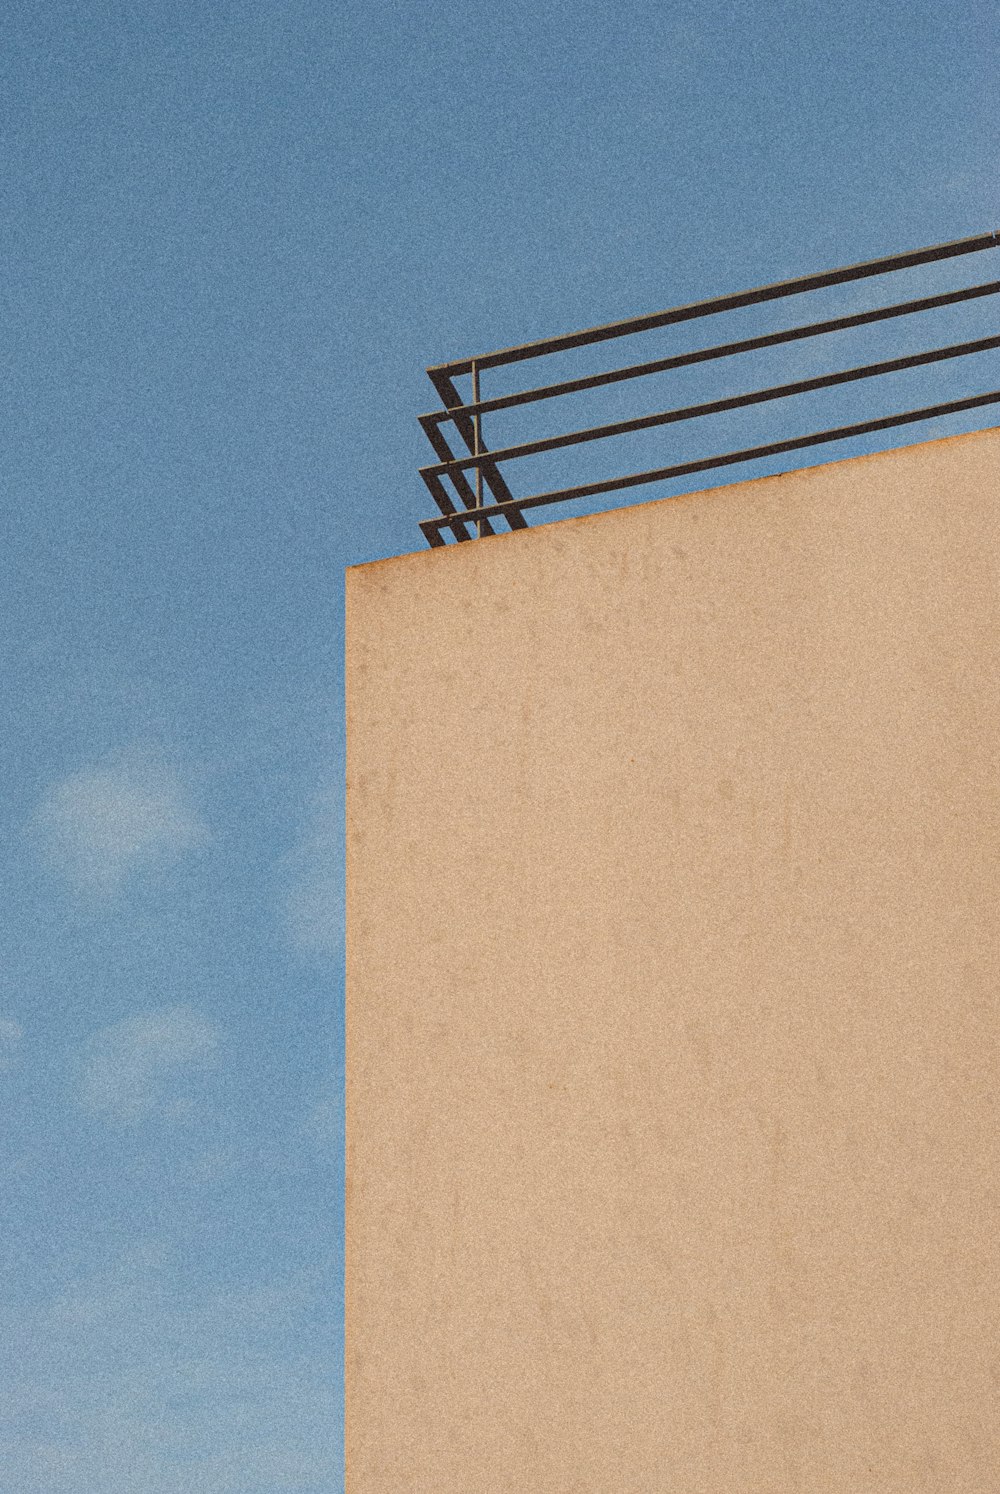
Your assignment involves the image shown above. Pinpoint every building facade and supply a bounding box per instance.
[347,427,999,1491]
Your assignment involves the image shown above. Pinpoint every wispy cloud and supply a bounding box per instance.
[0,1017,23,1071]
[32,753,208,896]
[80,1005,219,1124]
[277,788,343,959]
[0,1246,340,1493]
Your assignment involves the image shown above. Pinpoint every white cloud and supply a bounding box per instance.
[277,788,343,959]
[0,1249,340,1493]
[32,754,208,895]
[80,1006,219,1124]
[0,1017,23,1071]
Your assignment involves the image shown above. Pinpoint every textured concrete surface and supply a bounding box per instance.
[346,427,1000,1492]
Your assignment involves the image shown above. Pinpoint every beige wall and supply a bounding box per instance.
[346,428,1000,1492]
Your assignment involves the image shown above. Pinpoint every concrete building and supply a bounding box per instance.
[346,426,999,1491]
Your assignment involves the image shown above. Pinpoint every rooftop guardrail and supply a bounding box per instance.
[417,230,1000,547]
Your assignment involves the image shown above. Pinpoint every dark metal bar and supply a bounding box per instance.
[422,522,448,548]
[419,467,476,542]
[471,360,486,537]
[420,390,1000,541]
[427,368,527,531]
[421,334,1000,479]
[421,418,497,536]
[420,280,1000,428]
[429,232,1000,378]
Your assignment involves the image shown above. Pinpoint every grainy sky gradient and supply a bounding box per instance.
[1,1,997,1489]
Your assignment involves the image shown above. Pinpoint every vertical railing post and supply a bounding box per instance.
[471,360,485,537]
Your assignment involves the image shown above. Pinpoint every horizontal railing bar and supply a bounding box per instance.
[419,280,1000,429]
[419,467,476,542]
[428,232,1000,378]
[436,372,529,531]
[419,390,1000,542]
[420,335,1000,478]
[427,368,527,530]
[420,417,497,536]
[419,444,529,538]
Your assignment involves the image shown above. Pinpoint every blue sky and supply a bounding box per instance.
[1,1,996,1488]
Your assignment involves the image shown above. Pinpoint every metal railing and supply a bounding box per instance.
[417,230,1000,547]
